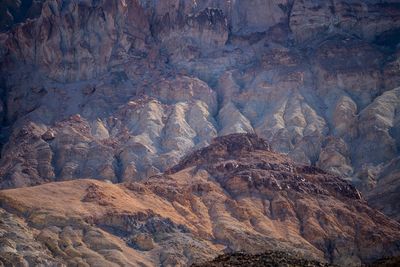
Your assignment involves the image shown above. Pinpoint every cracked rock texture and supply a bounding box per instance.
[0,0,400,228]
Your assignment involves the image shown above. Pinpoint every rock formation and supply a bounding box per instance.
[0,0,400,265]
[0,0,399,195]
[1,134,400,266]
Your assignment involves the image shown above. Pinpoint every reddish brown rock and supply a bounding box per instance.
[1,134,400,266]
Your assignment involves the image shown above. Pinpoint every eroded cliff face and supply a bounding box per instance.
[0,0,400,219]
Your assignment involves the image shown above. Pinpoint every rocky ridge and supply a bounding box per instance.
[1,134,400,266]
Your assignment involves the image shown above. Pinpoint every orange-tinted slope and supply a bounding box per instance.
[1,134,400,266]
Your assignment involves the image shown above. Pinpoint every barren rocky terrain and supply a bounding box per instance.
[0,0,400,266]
[1,133,400,266]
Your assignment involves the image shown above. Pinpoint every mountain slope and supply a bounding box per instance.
[1,134,399,266]
[0,2,399,219]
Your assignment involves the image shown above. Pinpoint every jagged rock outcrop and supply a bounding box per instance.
[0,0,399,223]
[290,0,400,43]
[1,0,150,82]
[1,134,400,266]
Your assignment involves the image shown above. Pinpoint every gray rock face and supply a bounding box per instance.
[367,157,400,221]
[290,0,400,43]
[2,0,150,82]
[0,0,399,221]
[146,0,289,35]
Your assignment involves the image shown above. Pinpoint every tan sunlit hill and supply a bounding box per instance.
[1,134,400,266]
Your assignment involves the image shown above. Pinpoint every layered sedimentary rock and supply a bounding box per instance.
[1,134,400,266]
[0,0,400,221]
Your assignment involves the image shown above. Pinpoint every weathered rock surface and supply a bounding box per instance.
[0,208,61,266]
[367,157,400,221]
[290,0,400,43]
[0,0,399,222]
[1,134,400,266]
[2,0,150,82]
